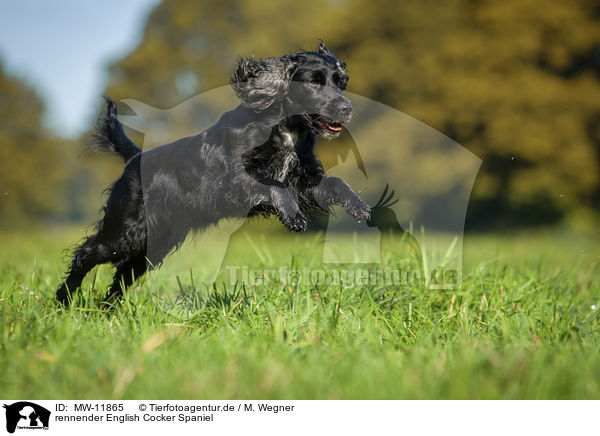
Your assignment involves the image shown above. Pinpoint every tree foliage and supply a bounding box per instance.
[0,63,69,225]
[4,0,598,228]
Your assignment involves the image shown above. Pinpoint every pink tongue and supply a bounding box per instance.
[327,124,342,131]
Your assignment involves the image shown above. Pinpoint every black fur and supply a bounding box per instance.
[57,42,371,305]
[92,96,141,162]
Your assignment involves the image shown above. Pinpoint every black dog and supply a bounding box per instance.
[57,42,371,305]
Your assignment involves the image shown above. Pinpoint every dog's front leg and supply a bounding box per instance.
[248,181,307,232]
[312,176,371,221]
[270,186,308,232]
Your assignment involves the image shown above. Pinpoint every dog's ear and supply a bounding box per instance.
[230,56,297,112]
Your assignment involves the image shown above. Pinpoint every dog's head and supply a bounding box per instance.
[231,41,352,138]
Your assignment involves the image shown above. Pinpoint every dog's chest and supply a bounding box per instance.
[274,133,300,182]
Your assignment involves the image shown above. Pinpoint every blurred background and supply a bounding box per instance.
[0,0,599,232]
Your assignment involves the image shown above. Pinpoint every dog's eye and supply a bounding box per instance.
[309,74,324,86]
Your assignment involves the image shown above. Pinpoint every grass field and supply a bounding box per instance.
[0,224,599,399]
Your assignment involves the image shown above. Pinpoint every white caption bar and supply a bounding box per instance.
[1,400,597,435]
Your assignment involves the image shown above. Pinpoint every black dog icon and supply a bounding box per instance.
[3,402,50,433]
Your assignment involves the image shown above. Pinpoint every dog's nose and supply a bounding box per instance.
[339,102,352,118]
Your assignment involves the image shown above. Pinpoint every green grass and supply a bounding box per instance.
[0,225,599,399]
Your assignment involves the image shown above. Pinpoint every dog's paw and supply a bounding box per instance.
[280,212,308,232]
[56,284,71,306]
[347,201,372,222]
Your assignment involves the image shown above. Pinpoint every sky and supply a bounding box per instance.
[0,0,161,137]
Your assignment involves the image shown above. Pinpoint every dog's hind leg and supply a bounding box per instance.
[103,255,148,303]
[102,230,182,304]
[56,234,116,305]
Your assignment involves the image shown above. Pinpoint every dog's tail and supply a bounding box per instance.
[92,96,142,163]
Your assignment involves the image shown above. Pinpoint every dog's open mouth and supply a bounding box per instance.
[314,119,342,132]
[310,116,344,136]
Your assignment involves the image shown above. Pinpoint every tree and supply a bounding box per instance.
[0,62,69,225]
